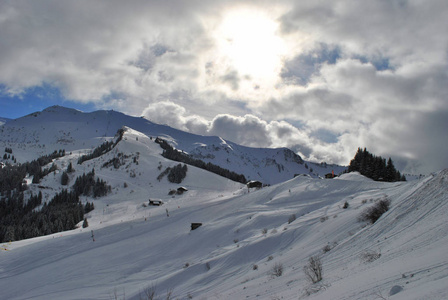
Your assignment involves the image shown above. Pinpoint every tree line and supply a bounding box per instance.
[77,128,125,165]
[0,188,94,242]
[0,155,109,242]
[4,147,13,154]
[347,148,406,182]
[0,150,66,192]
[158,163,188,184]
[72,168,111,198]
[2,147,15,161]
[155,137,247,184]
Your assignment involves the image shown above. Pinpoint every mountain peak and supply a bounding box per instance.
[42,105,83,114]
[1,105,346,183]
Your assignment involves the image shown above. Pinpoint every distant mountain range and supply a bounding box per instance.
[0,105,346,184]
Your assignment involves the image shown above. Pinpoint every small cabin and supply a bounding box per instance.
[148,199,164,206]
[191,223,202,230]
[168,187,189,196]
[176,187,188,195]
[247,180,263,189]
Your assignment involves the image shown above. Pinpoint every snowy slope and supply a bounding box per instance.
[0,128,446,299]
[189,140,346,185]
[0,117,10,126]
[0,105,345,184]
[312,170,448,300]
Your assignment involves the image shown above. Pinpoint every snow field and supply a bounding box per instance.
[0,125,447,299]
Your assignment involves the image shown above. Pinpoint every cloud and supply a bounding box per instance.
[142,101,209,134]
[281,43,340,86]
[279,0,448,62]
[0,0,447,174]
[0,0,217,102]
[219,70,241,91]
[142,101,318,160]
[208,114,270,147]
[260,57,448,172]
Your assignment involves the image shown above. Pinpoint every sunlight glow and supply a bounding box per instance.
[215,9,286,80]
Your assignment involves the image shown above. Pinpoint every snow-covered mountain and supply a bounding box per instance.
[0,116,10,126]
[0,105,345,184]
[1,106,446,299]
[0,126,446,299]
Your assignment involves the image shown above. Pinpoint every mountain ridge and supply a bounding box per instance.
[0,118,446,299]
[0,105,346,184]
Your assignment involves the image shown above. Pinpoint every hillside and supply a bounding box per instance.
[0,127,446,299]
[0,117,10,126]
[0,106,345,184]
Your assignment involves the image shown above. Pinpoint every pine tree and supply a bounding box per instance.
[61,171,69,185]
[4,226,15,242]
[67,162,74,173]
[32,170,41,184]
[385,158,395,182]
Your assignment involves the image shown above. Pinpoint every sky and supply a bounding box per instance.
[0,0,447,175]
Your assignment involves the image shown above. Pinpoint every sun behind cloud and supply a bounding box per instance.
[213,8,287,86]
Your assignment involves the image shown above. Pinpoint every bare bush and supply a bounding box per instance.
[322,244,331,253]
[303,256,323,283]
[165,289,173,300]
[302,282,329,297]
[359,199,391,224]
[270,263,283,277]
[320,216,329,222]
[288,214,296,224]
[140,286,173,300]
[360,249,381,263]
[112,287,126,300]
[140,285,156,300]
